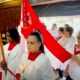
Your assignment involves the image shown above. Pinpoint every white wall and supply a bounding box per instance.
[40,16,80,36]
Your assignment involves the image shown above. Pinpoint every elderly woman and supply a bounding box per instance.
[18,31,56,80]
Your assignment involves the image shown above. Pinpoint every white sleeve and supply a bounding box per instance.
[40,60,56,80]
[66,37,76,54]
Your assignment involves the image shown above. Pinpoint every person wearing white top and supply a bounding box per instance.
[0,28,24,80]
[17,31,56,80]
[48,23,58,39]
[68,31,80,80]
[58,24,76,80]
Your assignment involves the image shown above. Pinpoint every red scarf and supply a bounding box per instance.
[74,45,80,55]
[8,41,18,50]
[28,51,42,61]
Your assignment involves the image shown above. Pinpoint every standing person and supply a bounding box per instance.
[48,23,58,39]
[57,27,64,40]
[58,24,76,80]
[0,28,24,80]
[58,24,75,54]
[68,31,80,80]
[17,31,56,80]
[52,23,58,30]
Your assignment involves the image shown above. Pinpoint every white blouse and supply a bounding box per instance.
[17,53,56,80]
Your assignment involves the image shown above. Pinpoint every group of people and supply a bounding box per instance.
[0,28,56,80]
[47,23,80,80]
[0,23,80,80]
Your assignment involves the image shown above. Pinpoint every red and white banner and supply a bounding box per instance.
[18,0,71,63]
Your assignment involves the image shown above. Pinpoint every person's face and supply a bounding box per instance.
[58,30,62,35]
[52,25,57,30]
[77,32,80,44]
[64,27,70,37]
[27,35,41,53]
[6,32,12,43]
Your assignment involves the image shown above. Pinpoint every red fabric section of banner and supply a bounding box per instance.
[21,0,71,63]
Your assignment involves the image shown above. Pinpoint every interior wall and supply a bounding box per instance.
[0,6,21,33]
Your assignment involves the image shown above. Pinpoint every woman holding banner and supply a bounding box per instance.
[0,28,24,80]
[17,31,56,80]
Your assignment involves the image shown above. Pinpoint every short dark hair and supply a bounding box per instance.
[7,28,20,42]
[64,24,73,36]
[59,27,64,32]
[29,31,44,53]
